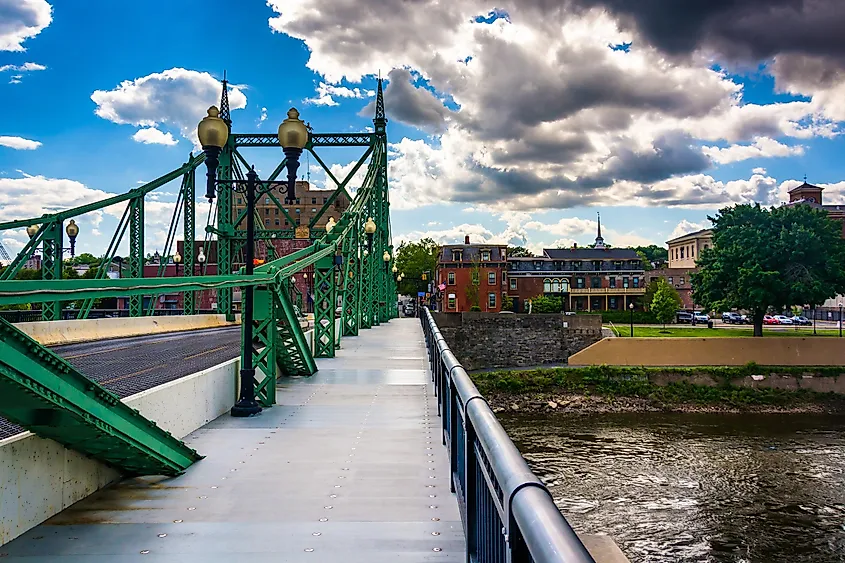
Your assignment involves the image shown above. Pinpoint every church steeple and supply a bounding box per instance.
[594,212,606,249]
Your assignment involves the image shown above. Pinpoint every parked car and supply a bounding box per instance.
[774,315,793,325]
[791,315,811,325]
[403,301,417,316]
[721,312,746,324]
[763,315,778,325]
[693,312,709,323]
[676,311,693,324]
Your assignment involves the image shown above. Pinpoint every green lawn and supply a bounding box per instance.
[608,326,840,338]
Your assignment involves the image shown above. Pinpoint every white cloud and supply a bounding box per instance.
[0,136,41,150]
[304,81,375,106]
[8,75,21,84]
[702,137,804,164]
[90,68,247,146]
[132,127,178,146]
[0,0,52,52]
[0,61,46,72]
[752,167,767,174]
[668,219,711,241]
[258,106,267,126]
[267,1,838,212]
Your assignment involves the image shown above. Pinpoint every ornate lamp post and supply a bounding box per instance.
[198,106,229,200]
[278,108,309,203]
[325,217,336,234]
[197,247,206,275]
[26,224,39,239]
[173,251,182,277]
[65,220,79,257]
[364,217,376,252]
[629,302,635,337]
[839,302,843,338]
[382,250,391,272]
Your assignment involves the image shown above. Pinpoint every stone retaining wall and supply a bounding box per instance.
[431,312,602,371]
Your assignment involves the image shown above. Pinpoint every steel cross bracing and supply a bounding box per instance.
[0,76,397,470]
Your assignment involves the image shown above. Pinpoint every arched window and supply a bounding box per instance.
[561,278,570,293]
[551,279,561,293]
[543,278,552,293]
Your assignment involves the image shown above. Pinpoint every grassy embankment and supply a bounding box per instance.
[471,364,845,413]
[609,326,839,337]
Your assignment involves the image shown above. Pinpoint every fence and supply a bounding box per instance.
[420,307,595,563]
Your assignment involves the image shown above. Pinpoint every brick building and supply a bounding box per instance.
[233,180,350,234]
[435,236,508,312]
[647,228,712,309]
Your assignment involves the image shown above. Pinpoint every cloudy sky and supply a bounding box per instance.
[2,0,845,258]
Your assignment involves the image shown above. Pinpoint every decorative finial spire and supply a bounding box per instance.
[804,173,808,183]
[373,74,387,131]
[219,71,231,126]
[597,211,602,239]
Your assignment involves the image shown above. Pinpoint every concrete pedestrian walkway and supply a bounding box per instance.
[0,318,464,561]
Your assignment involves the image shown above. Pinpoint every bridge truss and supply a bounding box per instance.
[0,77,397,474]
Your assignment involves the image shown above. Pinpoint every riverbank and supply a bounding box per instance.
[471,364,845,414]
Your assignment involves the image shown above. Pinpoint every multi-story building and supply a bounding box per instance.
[507,232,645,313]
[436,236,508,312]
[648,228,713,309]
[233,180,350,234]
[787,180,845,235]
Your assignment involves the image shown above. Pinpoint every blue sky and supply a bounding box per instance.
[1,0,844,259]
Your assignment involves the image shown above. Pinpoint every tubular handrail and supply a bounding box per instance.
[420,307,595,563]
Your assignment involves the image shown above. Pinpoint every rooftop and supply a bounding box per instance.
[542,247,641,260]
[666,228,712,245]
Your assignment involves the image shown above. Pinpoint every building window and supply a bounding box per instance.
[668,276,673,284]
[633,277,639,288]
[295,199,300,204]
[311,197,317,204]
[622,277,629,288]
[264,208,270,216]
[453,250,463,261]
[610,297,617,309]
[237,197,243,204]
[510,278,517,290]
[680,247,684,259]
[690,245,695,258]
[295,208,301,214]
[680,276,685,285]
[264,218,270,226]
[274,219,280,226]
[323,197,328,204]
[488,293,496,308]
[448,295,456,309]
[274,208,279,215]
[481,250,491,261]
[488,272,496,285]
[284,220,289,227]
[265,197,270,204]
[502,270,507,284]
[591,276,601,288]
[448,272,455,285]
[704,244,709,250]
[312,208,316,213]
[609,277,616,288]
[543,278,551,293]
[576,277,585,289]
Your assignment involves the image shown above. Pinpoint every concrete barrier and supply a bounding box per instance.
[569,336,845,366]
[16,314,239,346]
[0,356,239,546]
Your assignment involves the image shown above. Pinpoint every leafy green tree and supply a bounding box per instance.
[502,294,514,311]
[67,253,99,267]
[508,246,534,257]
[531,295,562,313]
[630,245,669,268]
[650,279,682,327]
[692,203,845,337]
[465,259,481,309]
[394,238,439,297]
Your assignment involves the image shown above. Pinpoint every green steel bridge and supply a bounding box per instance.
[0,79,614,562]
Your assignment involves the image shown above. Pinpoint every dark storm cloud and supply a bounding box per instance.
[565,0,845,65]
[599,133,712,185]
[361,69,453,132]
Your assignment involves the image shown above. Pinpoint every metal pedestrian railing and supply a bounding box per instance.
[420,307,596,563]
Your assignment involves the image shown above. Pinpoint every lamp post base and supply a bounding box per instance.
[231,399,262,417]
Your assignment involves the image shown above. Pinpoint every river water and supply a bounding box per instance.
[500,413,845,562]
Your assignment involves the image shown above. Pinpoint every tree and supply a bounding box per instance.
[502,294,514,311]
[508,246,534,257]
[394,238,439,297]
[465,259,481,310]
[692,203,845,336]
[650,279,682,328]
[630,245,669,269]
[643,279,660,310]
[66,253,99,267]
[531,295,562,313]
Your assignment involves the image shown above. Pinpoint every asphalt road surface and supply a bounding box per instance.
[0,326,241,440]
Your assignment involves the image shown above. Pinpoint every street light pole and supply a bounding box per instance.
[629,302,634,337]
[839,303,842,338]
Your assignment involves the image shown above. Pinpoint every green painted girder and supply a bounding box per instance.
[0,317,201,476]
[233,133,374,148]
[274,289,317,377]
[0,273,276,307]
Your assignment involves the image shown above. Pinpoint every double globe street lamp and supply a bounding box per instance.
[26,219,81,258]
[198,103,309,417]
